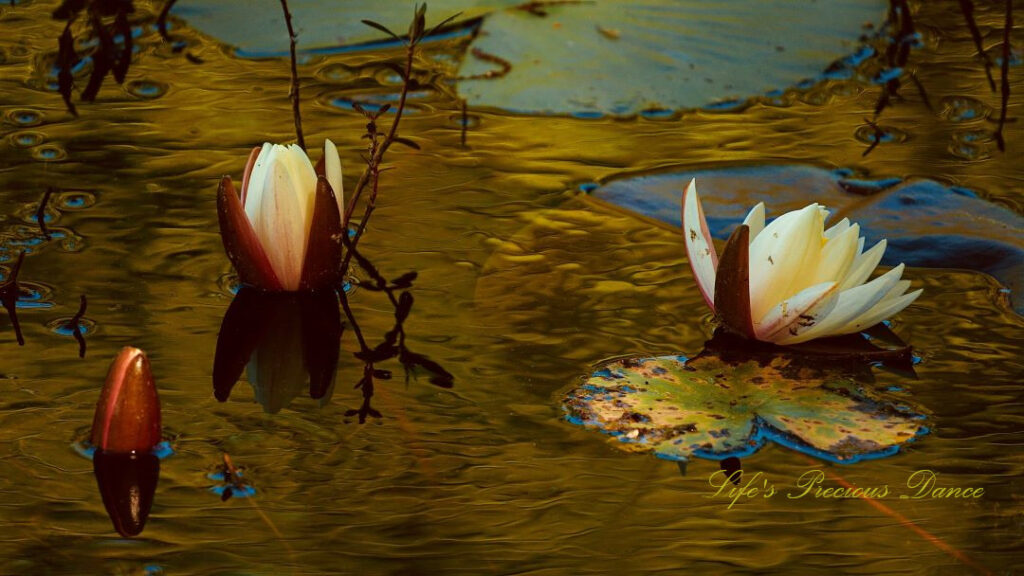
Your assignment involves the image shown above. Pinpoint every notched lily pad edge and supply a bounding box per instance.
[562,353,931,466]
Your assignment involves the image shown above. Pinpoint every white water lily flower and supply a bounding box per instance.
[217,141,345,292]
[682,178,921,345]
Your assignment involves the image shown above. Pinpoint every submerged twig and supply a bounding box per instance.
[995,0,1012,152]
[156,0,176,42]
[70,294,87,358]
[0,252,26,346]
[278,0,305,150]
[908,71,932,111]
[862,116,884,157]
[459,47,512,80]
[798,454,992,575]
[36,187,54,240]
[957,0,997,92]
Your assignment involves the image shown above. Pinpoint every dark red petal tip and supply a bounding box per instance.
[714,225,756,340]
[91,347,162,453]
[217,175,284,292]
[300,176,344,291]
[239,146,262,206]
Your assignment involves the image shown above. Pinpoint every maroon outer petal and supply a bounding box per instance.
[299,176,344,291]
[714,225,756,340]
[239,146,262,206]
[212,287,271,402]
[91,347,161,453]
[300,290,343,399]
[217,175,284,291]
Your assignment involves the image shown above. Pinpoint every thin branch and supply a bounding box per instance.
[279,0,305,150]
[995,0,1012,152]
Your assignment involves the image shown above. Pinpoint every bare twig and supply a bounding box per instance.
[341,24,418,236]
[279,0,305,150]
[36,187,53,240]
[995,0,1012,152]
[70,294,87,358]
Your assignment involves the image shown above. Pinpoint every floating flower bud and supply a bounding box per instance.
[682,179,921,345]
[91,347,162,537]
[91,347,161,453]
[217,141,344,292]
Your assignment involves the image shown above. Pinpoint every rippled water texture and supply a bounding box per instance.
[0,0,1022,574]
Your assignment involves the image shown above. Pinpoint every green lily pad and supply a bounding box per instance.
[458,0,886,115]
[563,353,927,464]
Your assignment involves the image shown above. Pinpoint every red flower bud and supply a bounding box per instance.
[91,347,161,453]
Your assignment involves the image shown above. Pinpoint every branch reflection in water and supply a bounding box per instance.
[213,247,453,418]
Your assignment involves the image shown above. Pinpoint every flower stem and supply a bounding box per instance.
[278,0,305,151]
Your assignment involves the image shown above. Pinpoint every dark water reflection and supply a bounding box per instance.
[0,0,1021,574]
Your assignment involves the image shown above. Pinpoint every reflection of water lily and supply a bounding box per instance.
[683,179,921,345]
[218,141,344,292]
[213,288,342,413]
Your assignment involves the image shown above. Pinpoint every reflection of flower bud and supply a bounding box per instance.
[91,347,161,453]
[91,347,162,537]
[217,142,344,292]
[683,179,921,344]
[93,450,159,537]
[213,288,342,412]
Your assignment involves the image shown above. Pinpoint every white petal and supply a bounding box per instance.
[754,281,839,342]
[839,238,887,290]
[243,143,274,227]
[324,139,344,218]
[818,206,831,223]
[748,203,825,321]
[256,155,308,290]
[284,145,318,239]
[776,264,904,344]
[823,217,850,240]
[742,202,766,242]
[809,223,859,285]
[837,288,923,334]
[682,178,718,311]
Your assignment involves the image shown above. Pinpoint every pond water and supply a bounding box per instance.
[0,0,1022,574]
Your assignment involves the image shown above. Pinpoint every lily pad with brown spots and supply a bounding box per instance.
[563,353,926,464]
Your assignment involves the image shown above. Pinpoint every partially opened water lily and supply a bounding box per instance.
[218,141,345,292]
[683,179,921,345]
